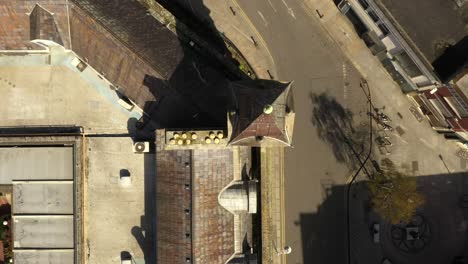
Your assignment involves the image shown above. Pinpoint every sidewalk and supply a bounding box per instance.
[261,147,286,264]
[302,0,466,176]
[168,0,277,80]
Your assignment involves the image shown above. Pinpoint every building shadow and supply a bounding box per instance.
[303,172,468,264]
[68,0,256,263]
[298,185,346,264]
[127,117,157,263]
[129,151,156,263]
[155,0,229,56]
[310,92,370,169]
[432,35,468,82]
[138,0,246,130]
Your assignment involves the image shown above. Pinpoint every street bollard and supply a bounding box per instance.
[267,70,274,79]
[229,6,236,15]
[316,9,324,18]
[250,36,258,47]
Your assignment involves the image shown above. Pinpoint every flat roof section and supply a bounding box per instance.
[14,249,74,264]
[13,216,74,249]
[0,147,73,183]
[13,182,74,214]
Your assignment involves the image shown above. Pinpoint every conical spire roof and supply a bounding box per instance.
[228,79,294,147]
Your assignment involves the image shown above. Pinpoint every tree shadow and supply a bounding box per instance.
[310,93,370,169]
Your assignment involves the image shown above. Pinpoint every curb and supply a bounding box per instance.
[145,0,257,80]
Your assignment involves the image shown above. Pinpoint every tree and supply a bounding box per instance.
[367,170,425,224]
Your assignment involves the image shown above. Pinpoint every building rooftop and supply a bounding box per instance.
[376,0,468,80]
[228,80,294,147]
[155,148,192,263]
[0,144,78,264]
[0,0,71,50]
[0,1,291,263]
[13,182,74,214]
[0,147,73,183]
[155,130,254,264]
[14,215,74,248]
[14,250,74,264]
[192,149,235,263]
[0,0,232,129]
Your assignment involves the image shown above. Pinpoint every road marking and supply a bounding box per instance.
[192,62,207,84]
[280,0,297,19]
[257,10,269,27]
[343,62,348,106]
[400,138,408,144]
[419,137,433,149]
[339,27,351,40]
[267,0,277,13]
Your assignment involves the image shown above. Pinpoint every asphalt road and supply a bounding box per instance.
[234,1,369,263]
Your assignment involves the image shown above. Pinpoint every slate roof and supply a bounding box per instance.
[229,80,294,146]
[29,4,63,45]
[1,1,256,262]
[69,4,162,113]
[0,0,231,128]
[0,0,71,50]
[71,0,184,79]
[192,149,235,263]
[73,0,231,128]
[155,148,192,263]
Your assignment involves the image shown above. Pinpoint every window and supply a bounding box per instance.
[394,52,423,78]
[378,24,390,36]
[368,10,380,22]
[358,0,369,9]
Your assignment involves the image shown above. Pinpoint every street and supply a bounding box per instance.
[233,0,367,263]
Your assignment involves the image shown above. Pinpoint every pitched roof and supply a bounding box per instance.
[29,4,64,45]
[69,0,230,128]
[70,0,184,79]
[0,0,71,50]
[69,4,162,113]
[228,80,294,146]
[155,148,192,263]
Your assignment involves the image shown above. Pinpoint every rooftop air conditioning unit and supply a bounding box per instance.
[133,142,150,153]
[71,57,87,72]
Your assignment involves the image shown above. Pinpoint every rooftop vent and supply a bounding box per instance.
[133,142,149,153]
